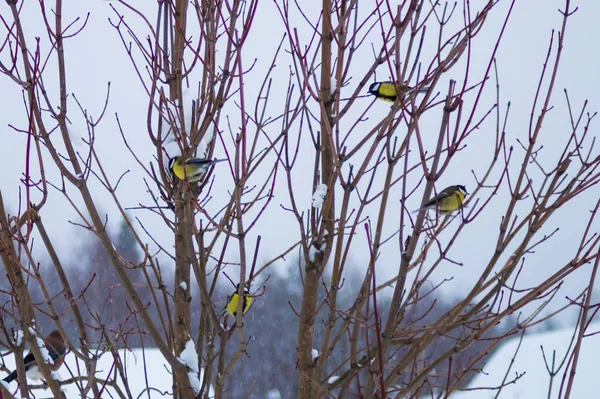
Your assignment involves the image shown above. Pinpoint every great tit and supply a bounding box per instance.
[220,284,253,317]
[413,185,469,214]
[168,156,226,182]
[3,330,66,383]
[368,81,429,102]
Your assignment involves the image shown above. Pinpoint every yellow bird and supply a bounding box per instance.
[413,185,469,214]
[220,284,253,317]
[368,81,429,102]
[168,156,226,182]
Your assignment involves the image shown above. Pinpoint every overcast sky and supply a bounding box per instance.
[1,0,599,325]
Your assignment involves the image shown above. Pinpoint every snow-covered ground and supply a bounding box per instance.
[451,323,600,398]
[1,347,214,398]
[5,324,600,399]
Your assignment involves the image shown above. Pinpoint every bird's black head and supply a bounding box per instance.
[368,82,380,96]
[235,283,250,294]
[457,185,468,195]
[167,157,179,170]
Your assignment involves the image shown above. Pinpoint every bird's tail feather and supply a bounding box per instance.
[405,86,430,98]
[3,370,17,383]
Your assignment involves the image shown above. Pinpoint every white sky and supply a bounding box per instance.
[1,0,599,325]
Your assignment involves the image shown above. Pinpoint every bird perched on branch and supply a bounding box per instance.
[368,81,429,102]
[220,284,253,317]
[413,185,469,214]
[3,330,66,383]
[168,156,226,182]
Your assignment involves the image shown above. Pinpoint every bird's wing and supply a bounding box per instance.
[423,191,454,208]
[184,158,213,165]
[415,190,456,211]
[434,190,456,201]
